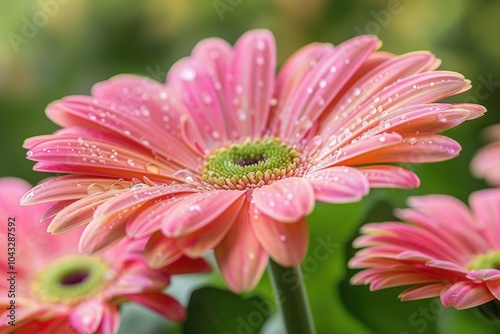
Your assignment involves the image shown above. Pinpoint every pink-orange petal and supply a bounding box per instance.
[253,177,315,223]
[215,201,268,292]
[251,210,309,266]
[227,29,276,139]
[304,166,369,203]
[145,232,183,269]
[161,190,246,237]
[174,194,244,257]
[96,304,119,334]
[69,300,104,334]
[124,292,186,322]
[440,282,495,310]
[399,283,444,301]
[357,165,420,189]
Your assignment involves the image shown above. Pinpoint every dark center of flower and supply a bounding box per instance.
[31,255,111,304]
[202,137,302,190]
[467,251,500,270]
[60,271,90,285]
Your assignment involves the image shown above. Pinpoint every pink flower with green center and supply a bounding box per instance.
[349,189,500,312]
[471,124,500,186]
[0,178,210,333]
[23,29,484,292]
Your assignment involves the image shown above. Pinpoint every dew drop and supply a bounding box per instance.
[26,150,33,157]
[87,183,105,195]
[279,235,287,242]
[330,65,337,73]
[109,183,125,190]
[212,131,221,139]
[77,137,84,144]
[130,183,149,191]
[379,136,386,143]
[353,88,361,96]
[127,159,135,166]
[145,163,160,174]
[269,98,278,106]
[256,56,264,65]
[437,114,446,122]
[248,252,256,260]
[319,79,328,88]
[256,40,266,50]
[180,67,196,81]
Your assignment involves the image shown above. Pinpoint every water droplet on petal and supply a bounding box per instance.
[87,183,105,195]
[438,114,446,122]
[109,183,125,190]
[145,163,160,174]
[279,235,287,242]
[353,87,361,96]
[127,159,135,167]
[319,79,327,88]
[180,67,196,81]
[130,183,149,191]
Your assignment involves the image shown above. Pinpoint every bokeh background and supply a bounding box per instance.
[1,0,499,333]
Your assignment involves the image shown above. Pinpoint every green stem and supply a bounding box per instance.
[268,259,316,334]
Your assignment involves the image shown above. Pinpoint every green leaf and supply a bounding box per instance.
[183,287,271,334]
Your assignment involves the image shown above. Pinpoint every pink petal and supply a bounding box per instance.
[319,52,442,139]
[253,177,315,223]
[162,256,212,275]
[340,134,461,165]
[485,279,500,300]
[69,300,104,334]
[26,126,178,180]
[161,190,246,237]
[173,195,244,257]
[469,188,500,248]
[399,283,444,301]
[215,201,268,292]
[310,132,404,169]
[279,36,380,142]
[125,292,186,322]
[48,189,126,234]
[470,143,500,186]
[145,232,183,269]
[46,88,201,170]
[167,58,229,149]
[227,29,276,139]
[357,165,420,189]
[96,305,119,334]
[440,282,495,309]
[304,166,369,203]
[20,175,131,205]
[79,217,128,254]
[251,209,309,266]
[467,269,500,281]
[268,42,333,135]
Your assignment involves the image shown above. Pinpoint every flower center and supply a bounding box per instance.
[467,250,500,270]
[31,255,112,304]
[202,137,302,190]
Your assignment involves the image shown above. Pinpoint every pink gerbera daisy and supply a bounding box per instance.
[0,178,210,334]
[349,189,500,312]
[23,29,484,291]
[471,124,500,186]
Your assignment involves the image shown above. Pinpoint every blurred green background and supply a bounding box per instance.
[1,0,499,333]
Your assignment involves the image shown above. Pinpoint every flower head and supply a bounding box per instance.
[0,178,210,333]
[349,189,500,310]
[471,124,500,186]
[23,30,484,291]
